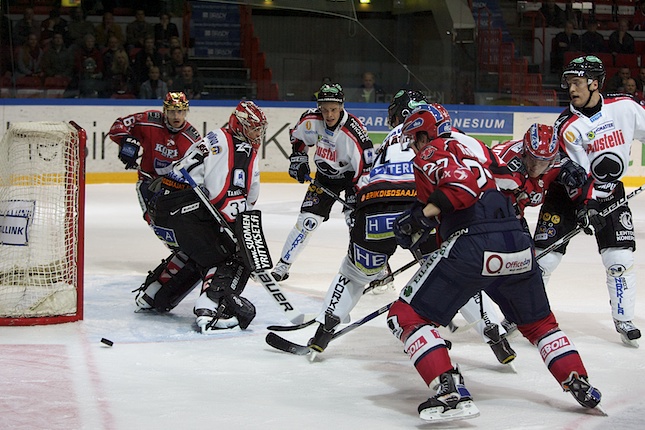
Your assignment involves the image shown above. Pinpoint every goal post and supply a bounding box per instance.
[0,121,85,325]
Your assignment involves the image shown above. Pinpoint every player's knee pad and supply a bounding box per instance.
[601,247,637,319]
[536,250,563,286]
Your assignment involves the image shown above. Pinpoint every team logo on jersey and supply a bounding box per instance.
[154,143,179,159]
[453,168,469,181]
[564,131,579,145]
[590,152,624,182]
[587,130,625,153]
[210,145,222,155]
[419,145,436,160]
[305,121,312,131]
[364,148,374,165]
[233,169,246,188]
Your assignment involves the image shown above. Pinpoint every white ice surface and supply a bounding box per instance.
[1,182,645,430]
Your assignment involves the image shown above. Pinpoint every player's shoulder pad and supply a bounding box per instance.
[145,110,164,124]
[343,114,371,144]
[183,123,201,142]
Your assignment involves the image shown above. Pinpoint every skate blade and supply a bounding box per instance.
[505,361,518,373]
[308,349,319,362]
[620,334,639,348]
[419,400,480,422]
[593,403,608,416]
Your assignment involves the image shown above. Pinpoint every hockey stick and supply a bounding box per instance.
[535,183,645,260]
[179,168,308,324]
[267,259,418,332]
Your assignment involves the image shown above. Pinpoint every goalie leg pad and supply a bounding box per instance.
[202,258,256,329]
[153,255,202,312]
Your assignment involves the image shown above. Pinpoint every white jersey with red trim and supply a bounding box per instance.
[557,94,645,198]
[168,128,260,223]
[290,109,374,184]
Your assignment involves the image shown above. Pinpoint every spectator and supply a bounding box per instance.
[608,19,635,55]
[41,32,72,79]
[633,0,645,31]
[540,0,566,28]
[15,33,44,80]
[139,65,168,99]
[550,20,580,73]
[312,76,332,101]
[0,6,12,75]
[40,9,69,49]
[605,66,632,93]
[623,77,643,101]
[170,64,203,99]
[73,34,103,78]
[67,7,96,48]
[580,19,607,54]
[354,71,385,103]
[165,46,186,86]
[126,9,154,51]
[102,35,123,76]
[13,7,40,47]
[65,57,107,98]
[168,35,183,51]
[636,67,645,93]
[106,49,136,98]
[96,12,124,49]
[132,35,166,88]
[154,12,179,49]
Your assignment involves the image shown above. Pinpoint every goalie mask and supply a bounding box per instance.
[400,103,452,151]
[387,89,428,128]
[228,101,268,150]
[163,92,189,132]
[522,123,557,178]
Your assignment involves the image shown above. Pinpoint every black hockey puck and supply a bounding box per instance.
[100,338,114,347]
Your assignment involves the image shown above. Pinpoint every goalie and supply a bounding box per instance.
[137,101,269,333]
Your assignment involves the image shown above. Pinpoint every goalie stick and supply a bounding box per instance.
[179,168,307,324]
[266,259,419,332]
[536,183,645,259]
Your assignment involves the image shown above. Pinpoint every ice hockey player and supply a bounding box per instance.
[387,104,603,422]
[139,101,269,333]
[270,83,374,282]
[535,55,644,347]
[307,92,516,367]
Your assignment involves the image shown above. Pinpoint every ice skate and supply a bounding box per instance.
[418,367,480,422]
[271,259,291,282]
[307,314,341,361]
[562,372,605,414]
[484,324,517,370]
[194,307,239,333]
[614,319,641,348]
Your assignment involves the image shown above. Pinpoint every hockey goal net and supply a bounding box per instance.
[0,121,85,325]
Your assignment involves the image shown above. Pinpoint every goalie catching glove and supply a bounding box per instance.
[288,151,310,183]
[393,201,437,249]
[576,199,606,235]
[119,135,140,169]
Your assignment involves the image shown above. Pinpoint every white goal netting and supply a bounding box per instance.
[0,122,84,323]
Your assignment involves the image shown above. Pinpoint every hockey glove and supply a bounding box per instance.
[288,151,310,183]
[119,135,140,169]
[393,202,438,249]
[557,157,587,189]
[576,199,606,235]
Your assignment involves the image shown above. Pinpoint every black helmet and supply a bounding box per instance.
[316,83,345,104]
[388,89,429,127]
[561,55,606,90]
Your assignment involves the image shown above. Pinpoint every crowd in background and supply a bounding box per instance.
[0,4,204,99]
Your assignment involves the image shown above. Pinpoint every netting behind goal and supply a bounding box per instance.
[0,122,85,325]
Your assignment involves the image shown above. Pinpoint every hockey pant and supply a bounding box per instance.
[387,300,590,389]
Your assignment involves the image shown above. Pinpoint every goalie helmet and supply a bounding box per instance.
[228,101,268,150]
[523,123,557,161]
[316,83,345,104]
[561,55,606,90]
[400,103,452,149]
[163,92,189,112]
[387,89,428,127]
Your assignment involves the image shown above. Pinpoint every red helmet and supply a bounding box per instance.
[228,101,268,149]
[523,123,557,161]
[400,103,452,148]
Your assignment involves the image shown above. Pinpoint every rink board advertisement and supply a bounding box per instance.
[0,100,643,184]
